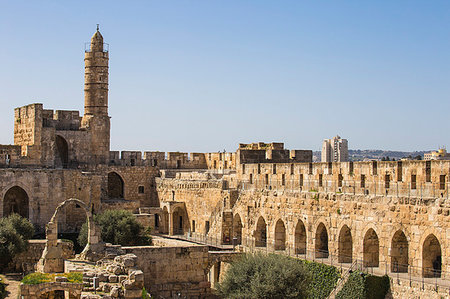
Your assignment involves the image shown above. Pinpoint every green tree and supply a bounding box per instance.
[216,253,310,299]
[0,214,34,269]
[78,209,151,247]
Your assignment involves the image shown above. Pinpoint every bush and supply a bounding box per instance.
[302,260,340,299]
[78,210,152,247]
[21,272,83,285]
[0,214,34,269]
[0,277,5,298]
[216,253,311,299]
[336,272,390,299]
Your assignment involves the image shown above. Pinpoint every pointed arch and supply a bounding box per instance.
[363,228,379,267]
[274,219,286,251]
[55,135,69,168]
[255,216,267,247]
[315,222,329,258]
[338,225,352,263]
[391,230,408,273]
[233,214,243,245]
[294,220,307,254]
[422,234,441,278]
[107,172,124,199]
[3,186,29,219]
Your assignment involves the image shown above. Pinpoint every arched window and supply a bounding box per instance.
[274,219,286,251]
[55,135,69,168]
[107,172,124,199]
[3,186,29,219]
[315,223,329,258]
[363,229,379,267]
[338,225,352,263]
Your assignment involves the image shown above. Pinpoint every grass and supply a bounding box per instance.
[21,272,83,285]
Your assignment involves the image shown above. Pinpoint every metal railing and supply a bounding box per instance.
[176,233,450,292]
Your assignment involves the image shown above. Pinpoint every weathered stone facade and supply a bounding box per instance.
[3,28,450,298]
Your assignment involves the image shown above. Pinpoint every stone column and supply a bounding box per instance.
[169,212,174,235]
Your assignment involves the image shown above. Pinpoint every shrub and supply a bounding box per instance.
[21,273,53,285]
[301,260,340,299]
[78,210,152,247]
[0,214,34,269]
[0,277,5,298]
[336,272,390,299]
[216,253,311,299]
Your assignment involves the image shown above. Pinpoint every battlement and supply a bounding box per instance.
[239,142,284,150]
[42,109,81,131]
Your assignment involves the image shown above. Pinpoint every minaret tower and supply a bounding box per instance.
[81,25,111,165]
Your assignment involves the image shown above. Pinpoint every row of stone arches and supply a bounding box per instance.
[234,214,443,278]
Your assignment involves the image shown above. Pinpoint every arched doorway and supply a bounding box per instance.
[274,219,286,251]
[294,220,307,254]
[161,207,169,234]
[3,186,29,219]
[363,228,379,267]
[422,234,441,278]
[55,135,69,168]
[233,214,242,245]
[255,216,267,247]
[315,223,329,258]
[172,207,186,235]
[107,172,124,199]
[338,225,352,263]
[391,230,408,273]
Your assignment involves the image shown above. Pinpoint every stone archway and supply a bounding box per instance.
[55,135,69,169]
[107,172,124,199]
[274,219,286,251]
[161,206,169,234]
[338,225,352,263]
[233,214,242,245]
[172,207,186,235]
[255,216,267,247]
[294,220,307,255]
[391,230,408,273]
[37,198,103,273]
[315,222,329,258]
[3,186,29,219]
[363,228,379,267]
[422,234,441,278]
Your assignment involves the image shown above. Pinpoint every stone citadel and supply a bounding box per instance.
[1,28,450,298]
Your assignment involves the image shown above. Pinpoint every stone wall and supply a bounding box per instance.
[8,240,74,272]
[123,241,211,298]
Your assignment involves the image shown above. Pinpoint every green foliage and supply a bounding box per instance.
[0,214,34,269]
[365,275,390,299]
[65,272,83,283]
[21,273,53,285]
[216,253,311,299]
[336,272,365,299]
[0,277,5,298]
[336,272,390,299]
[301,260,340,299]
[22,272,83,285]
[78,209,152,247]
[142,287,152,298]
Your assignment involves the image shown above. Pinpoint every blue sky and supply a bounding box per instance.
[0,1,449,152]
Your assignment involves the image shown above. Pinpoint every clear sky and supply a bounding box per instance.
[0,1,449,152]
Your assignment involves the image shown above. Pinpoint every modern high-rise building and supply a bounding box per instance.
[321,135,348,162]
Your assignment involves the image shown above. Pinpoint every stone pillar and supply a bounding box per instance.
[169,212,174,236]
[37,221,64,273]
[210,262,221,289]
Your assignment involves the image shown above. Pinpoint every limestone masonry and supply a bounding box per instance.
[2,28,450,298]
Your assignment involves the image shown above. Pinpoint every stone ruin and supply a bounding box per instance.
[23,199,145,299]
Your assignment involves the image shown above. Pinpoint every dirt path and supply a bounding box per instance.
[1,274,22,299]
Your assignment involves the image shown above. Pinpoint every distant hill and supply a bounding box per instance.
[313,150,430,162]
